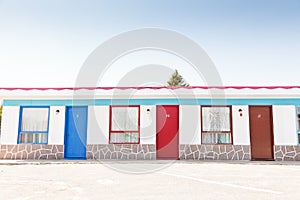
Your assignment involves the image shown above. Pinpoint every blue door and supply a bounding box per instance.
[64,106,88,159]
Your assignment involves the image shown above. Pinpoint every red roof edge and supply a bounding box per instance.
[0,86,300,91]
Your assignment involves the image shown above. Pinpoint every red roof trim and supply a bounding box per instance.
[1,86,300,91]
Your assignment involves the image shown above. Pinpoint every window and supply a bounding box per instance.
[201,106,232,144]
[109,106,140,144]
[296,107,300,144]
[0,106,2,136]
[19,107,49,144]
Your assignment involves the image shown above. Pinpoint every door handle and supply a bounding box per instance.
[166,114,170,118]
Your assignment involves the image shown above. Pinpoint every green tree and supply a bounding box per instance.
[167,69,189,86]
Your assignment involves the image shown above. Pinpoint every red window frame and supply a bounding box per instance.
[109,105,140,144]
[200,105,233,144]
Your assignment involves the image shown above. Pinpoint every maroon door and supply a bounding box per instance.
[156,105,179,160]
[249,106,274,160]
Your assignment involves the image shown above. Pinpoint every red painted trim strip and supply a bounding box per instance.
[1,86,300,91]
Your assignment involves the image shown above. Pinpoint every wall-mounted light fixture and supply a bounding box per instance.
[238,109,243,117]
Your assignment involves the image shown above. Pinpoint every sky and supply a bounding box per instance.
[0,0,300,87]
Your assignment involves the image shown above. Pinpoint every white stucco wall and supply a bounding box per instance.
[232,106,251,145]
[179,105,201,144]
[87,106,109,144]
[48,106,65,145]
[273,105,297,145]
[140,105,156,144]
[0,106,20,144]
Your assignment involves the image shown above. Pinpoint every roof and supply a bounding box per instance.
[1,86,300,91]
[1,86,300,100]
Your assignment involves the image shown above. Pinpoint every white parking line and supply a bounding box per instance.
[158,171,283,195]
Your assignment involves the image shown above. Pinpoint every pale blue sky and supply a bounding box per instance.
[0,0,300,87]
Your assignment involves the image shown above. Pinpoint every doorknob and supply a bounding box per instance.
[166,114,170,118]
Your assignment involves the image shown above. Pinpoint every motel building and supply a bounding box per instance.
[0,86,300,161]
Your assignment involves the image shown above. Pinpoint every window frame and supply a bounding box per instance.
[200,105,233,145]
[296,107,300,144]
[109,105,140,144]
[18,106,50,144]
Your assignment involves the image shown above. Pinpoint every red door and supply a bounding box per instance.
[249,106,274,160]
[156,105,179,160]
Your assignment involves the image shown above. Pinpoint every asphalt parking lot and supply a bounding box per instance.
[0,161,300,200]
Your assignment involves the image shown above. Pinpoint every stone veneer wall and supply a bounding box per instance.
[274,145,300,161]
[86,144,156,160]
[180,145,251,160]
[0,145,64,160]
[1,144,299,161]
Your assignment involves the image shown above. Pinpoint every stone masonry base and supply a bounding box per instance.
[86,144,156,160]
[0,144,300,161]
[274,145,300,161]
[180,145,251,160]
[0,145,64,159]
